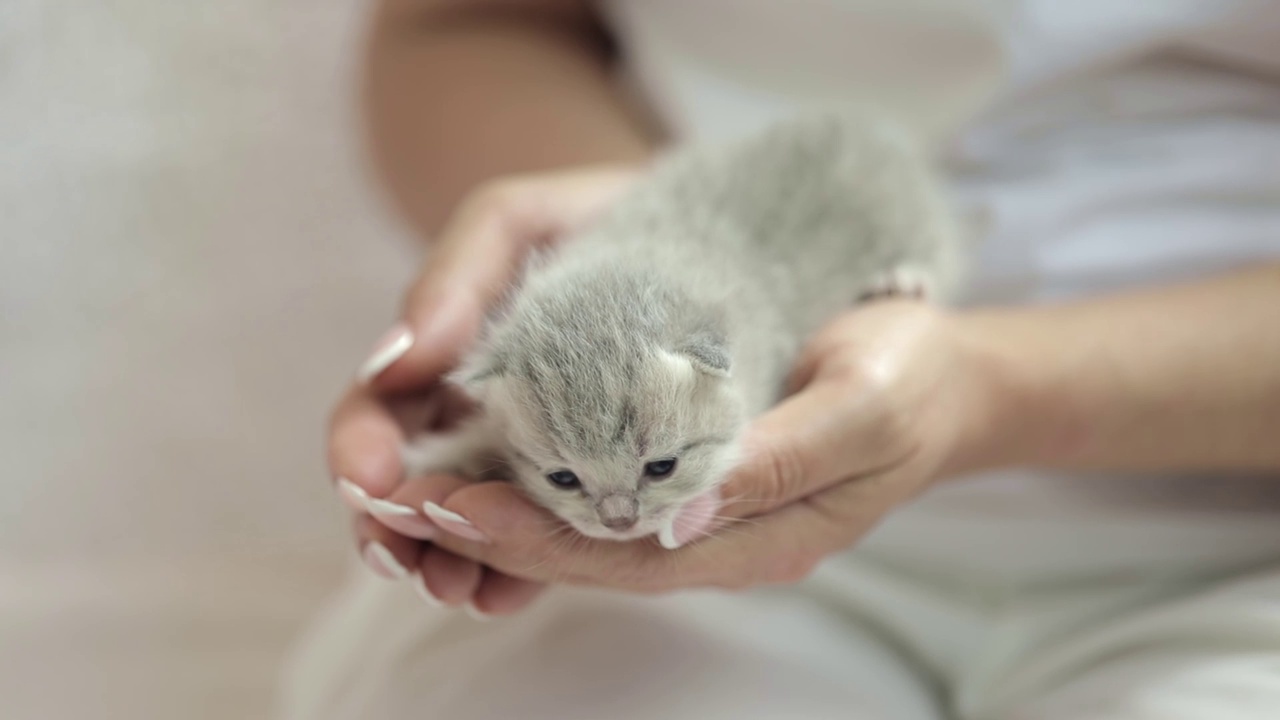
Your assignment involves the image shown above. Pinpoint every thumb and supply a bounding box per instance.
[358,169,639,392]
[358,196,529,392]
[715,376,908,521]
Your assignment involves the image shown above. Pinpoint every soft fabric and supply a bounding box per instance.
[284,555,1280,720]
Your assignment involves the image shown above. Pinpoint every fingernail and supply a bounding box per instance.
[362,542,409,580]
[464,602,491,622]
[336,477,371,512]
[422,501,491,543]
[357,324,414,383]
[368,498,438,540]
[412,573,444,608]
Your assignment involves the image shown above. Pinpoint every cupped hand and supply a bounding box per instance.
[327,167,641,615]
[412,300,1002,593]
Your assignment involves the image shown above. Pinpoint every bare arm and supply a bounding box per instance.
[343,3,1280,598]
[962,263,1280,475]
[364,0,654,237]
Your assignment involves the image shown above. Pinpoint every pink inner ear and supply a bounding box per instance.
[671,486,721,546]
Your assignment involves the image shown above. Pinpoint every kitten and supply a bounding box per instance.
[403,108,963,548]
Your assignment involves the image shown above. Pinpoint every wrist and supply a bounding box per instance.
[940,307,1082,478]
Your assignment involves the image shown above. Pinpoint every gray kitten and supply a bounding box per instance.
[404,108,962,547]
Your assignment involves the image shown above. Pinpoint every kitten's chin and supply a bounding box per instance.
[571,519,665,543]
[570,490,720,546]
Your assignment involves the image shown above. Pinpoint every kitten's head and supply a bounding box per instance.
[452,274,744,541]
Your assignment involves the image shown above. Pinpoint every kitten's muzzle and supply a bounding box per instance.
[596,494,639,531]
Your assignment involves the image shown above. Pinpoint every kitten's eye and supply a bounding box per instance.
[546,470,581,490]
[643,458,677,479]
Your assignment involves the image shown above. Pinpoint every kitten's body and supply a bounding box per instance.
[405,109,962,545]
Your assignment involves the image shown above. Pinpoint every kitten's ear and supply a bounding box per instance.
[676,331,732,378]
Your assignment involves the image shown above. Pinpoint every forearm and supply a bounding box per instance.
[960,263,1280,475]
[364,0,654,237]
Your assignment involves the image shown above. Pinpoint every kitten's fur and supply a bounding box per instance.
[404,109,963,545]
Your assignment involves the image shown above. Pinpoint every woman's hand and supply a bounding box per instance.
[327,167,641,614]
[401,261,1280,597]
[408,300,1003,592]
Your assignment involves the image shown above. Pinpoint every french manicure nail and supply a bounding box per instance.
[363,542,409,580]
[368,498,438,540]
[357,324,414,383]
[464,602,491,622]
[336,477,371,512]
[367,498,417,516]
[422,502,491,543]
[412,573,444,608]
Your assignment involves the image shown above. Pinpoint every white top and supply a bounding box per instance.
[603,0,1280,581]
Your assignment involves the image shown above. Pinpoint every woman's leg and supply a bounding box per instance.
[976,566,1280,720]
[281,569,940,720]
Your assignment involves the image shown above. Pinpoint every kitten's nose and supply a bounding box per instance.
[597,494,638,531]
[601,515,637,531]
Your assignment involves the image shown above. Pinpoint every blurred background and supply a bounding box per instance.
[1,2,413,717]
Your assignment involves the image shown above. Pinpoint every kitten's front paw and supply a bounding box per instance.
[859,266,934,303]
[658,487,721,550]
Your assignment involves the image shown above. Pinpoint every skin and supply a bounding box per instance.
[334,0,650,613]
[332,0,1280,612]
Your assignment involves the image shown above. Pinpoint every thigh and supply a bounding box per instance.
[993,568,1280,720]
[281,570,940,720]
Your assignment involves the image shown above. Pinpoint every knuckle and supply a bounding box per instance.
[753,444,809,508]
[826,364,916,453]
[864,391,916,452]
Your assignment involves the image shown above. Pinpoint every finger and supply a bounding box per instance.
[383,202,526,390]
[351,201,524,393]
[410,168,638,326]
[471,570,546,617]
[415,545,483,607]
[353,513,420,581]
[370,472,474,540]
[716,376,916,521]
[420,480,552,552]
[327,385,408,509]
[674,464,912,590]
[366,169,638,392]
[424,482,692,592]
